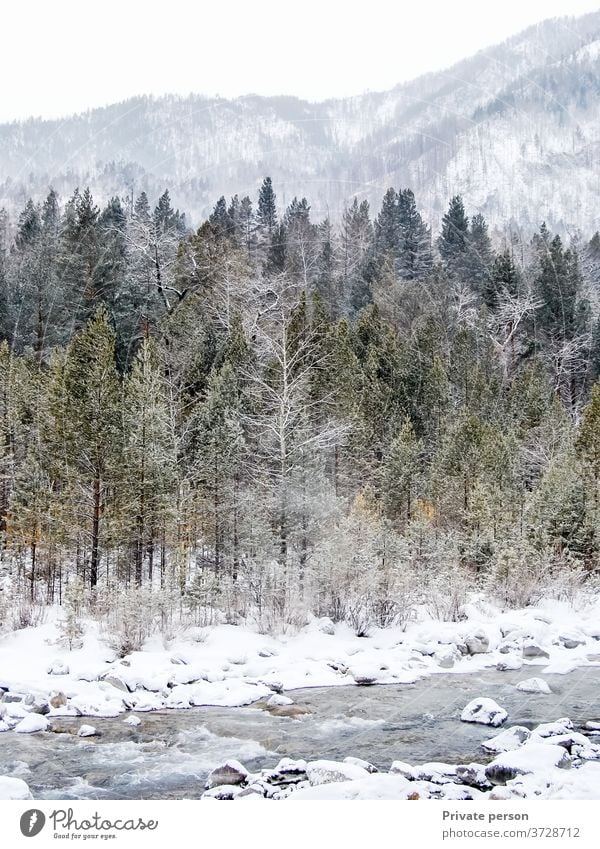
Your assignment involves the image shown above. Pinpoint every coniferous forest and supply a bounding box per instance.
[1,179,600,641]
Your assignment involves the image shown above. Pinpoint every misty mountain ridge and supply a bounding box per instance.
[2,10,600,235]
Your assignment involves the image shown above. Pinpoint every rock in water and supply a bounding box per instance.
[481,726,531,753]
[78,724,98,737]
[522,641,549,659]
[516,677,551,695]
[496,655,522,672]
[485,744,571,785]
[15,714,49,734]
[461,698,507,727]
[123,714,141,726]
[206,760,249,789]
[0,776,33,800]
[266,693,294,707]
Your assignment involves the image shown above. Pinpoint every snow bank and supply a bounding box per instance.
[1,595,600,724]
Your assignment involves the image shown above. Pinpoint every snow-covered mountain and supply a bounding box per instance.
[2,11,600,233]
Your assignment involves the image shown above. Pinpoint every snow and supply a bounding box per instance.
[266,694,294,707]
[14,714,48,734]
[460,697,508,727]
[77,724,97,737]
[516,677,552,694]
[0,776,33,800]
[485,743,571,783]
[0,596,600,724]
[306,760,370,785]
[481,725,531,753]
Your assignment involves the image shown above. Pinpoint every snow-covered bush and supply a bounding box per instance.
[57,576,85,649]
[422,564,470,622]
[102,587,157,657]
[486,541,549,609]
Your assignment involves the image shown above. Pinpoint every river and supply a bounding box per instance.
[1,667,599,799]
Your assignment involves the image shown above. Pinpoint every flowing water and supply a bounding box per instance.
[2,667,600,799]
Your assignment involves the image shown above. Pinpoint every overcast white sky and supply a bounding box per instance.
[2,0,599,122]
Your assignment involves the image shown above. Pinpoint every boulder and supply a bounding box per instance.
[206,760,249,789]
[413,762,458,784]
[47,659,69,676]
[531,717,573,739]
[496,656,523,672]
[482,725,531,754]
[78,724,98,737]
[49,691,67,709]
[461,698,507,727]
[15,714,49,734]
[268,704,311,718]
[455,763,491,789]
[101,673,133,693]
[344,756,377,774]
[123,714,141,726]
[0,776,33,800]
[390,761,416,780]
[485,743,571,785]
[306,759,369,786]
[516,677,551,695]
[266,693,294,707]
[465,630,490,654]
[522,641,549,659]
[558,633,586,650]
[203,784,244,800]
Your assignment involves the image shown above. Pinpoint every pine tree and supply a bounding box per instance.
[257,177,277,239]
[438,195,469,279]
[397,189,433,280]
[62,308,121,588]
[121,338,177,586]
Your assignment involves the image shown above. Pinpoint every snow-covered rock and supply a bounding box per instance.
[465,630,490,654]
[485,744,571,784]
[390,761,416,780]
[78,724,97,737]
[482,725,531,753]
[522,641,549,659]
[344,756,377,774]
[123,714,141,726]
[496,655,523,672]
[516,677,552,694]
[306,759,370,786]
[15,714,48,734]
[206,760,249,789]
[558,633,586,650]
[461,698,507,727]
[49,691,67,708]
[203,784,245,800]
[266,693,294,707]
[0,776,33,800]
[47,659,69,676]
[531,718,573,739]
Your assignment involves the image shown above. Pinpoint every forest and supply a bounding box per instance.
[1,178,600,643]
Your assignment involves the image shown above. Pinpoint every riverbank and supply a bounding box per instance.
[1,595,600,725]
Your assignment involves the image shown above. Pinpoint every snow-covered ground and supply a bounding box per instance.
[1,596,599,719]
[2,595,600,799]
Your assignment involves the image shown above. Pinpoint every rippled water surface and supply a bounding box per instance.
[2,667,599,799]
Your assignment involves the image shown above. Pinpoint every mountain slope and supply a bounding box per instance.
[1,11,600,233]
